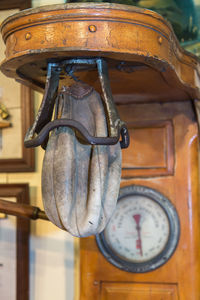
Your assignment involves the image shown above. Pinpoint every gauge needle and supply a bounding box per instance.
[133,214,143,256]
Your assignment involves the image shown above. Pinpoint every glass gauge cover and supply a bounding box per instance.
[96,185,180,273]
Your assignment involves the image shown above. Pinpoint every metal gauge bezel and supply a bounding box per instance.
[96,185,180,273]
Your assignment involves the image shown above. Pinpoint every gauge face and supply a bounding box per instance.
[104,195,170,263]
[96,185,180,273]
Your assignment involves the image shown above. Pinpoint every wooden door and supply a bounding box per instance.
[80,100,200,300]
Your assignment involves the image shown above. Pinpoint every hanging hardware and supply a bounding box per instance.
[24,58,129,149]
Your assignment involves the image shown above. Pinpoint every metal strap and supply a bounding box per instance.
[24,58,129,149]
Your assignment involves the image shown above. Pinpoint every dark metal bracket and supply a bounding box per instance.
[24,58,129,149]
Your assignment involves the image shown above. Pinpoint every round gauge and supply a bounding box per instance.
[96,185,180,273]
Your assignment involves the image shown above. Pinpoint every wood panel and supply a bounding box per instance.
[100,282,178,300]
[80,100,200,300]
[122,120,174,177]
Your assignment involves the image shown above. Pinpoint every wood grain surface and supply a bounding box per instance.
[80,100,200,300]
[0,3,200,103]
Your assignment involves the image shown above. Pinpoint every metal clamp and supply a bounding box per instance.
[24,58,129,149]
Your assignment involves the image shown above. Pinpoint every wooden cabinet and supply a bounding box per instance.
[80,100,200,300]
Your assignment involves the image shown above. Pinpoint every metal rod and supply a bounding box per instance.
[0,198,49,221]
[97,58,121,136]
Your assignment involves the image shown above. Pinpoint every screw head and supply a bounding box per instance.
[25,32,32,40]
[88,25,97,33]
[158,36,163,44]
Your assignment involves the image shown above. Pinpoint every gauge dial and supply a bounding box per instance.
[104,195,170,263]
[96,185,180,273]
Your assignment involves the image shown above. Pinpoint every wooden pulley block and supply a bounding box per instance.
[20,57,128,237]
[42,82,121,237]
[21,57,128,237]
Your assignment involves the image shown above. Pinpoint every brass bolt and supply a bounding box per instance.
[25,32,32,40]
[158,36,163,45]
[89,25,97,33]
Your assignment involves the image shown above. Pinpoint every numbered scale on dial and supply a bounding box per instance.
[96,185,180,273]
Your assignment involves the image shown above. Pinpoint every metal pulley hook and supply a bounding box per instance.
[24,58,129,149]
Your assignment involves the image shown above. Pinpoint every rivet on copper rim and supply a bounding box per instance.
[88,25,97,32]
[158,36,163,44]
[25,32,32,40]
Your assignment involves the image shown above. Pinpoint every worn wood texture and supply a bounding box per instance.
[0,3,200,103]
[42,83,121,237]
[80,101,200,300]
